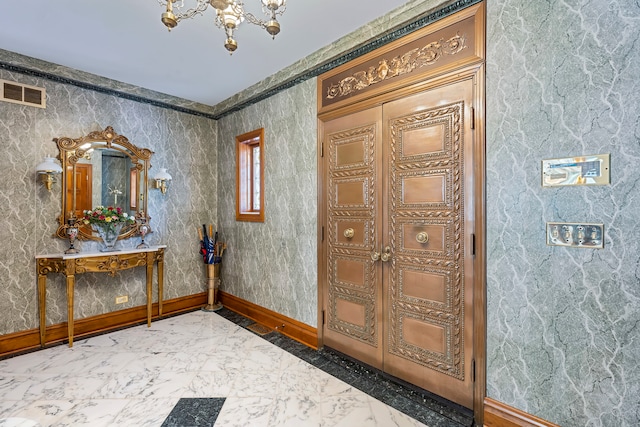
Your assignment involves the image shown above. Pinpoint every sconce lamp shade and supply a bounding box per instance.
[154,168,172,181]
[35,156,63,192]
[36,156,63,174]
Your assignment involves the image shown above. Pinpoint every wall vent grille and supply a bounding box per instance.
[1,79,46,108]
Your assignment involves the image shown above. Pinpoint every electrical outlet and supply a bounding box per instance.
[115,295,128,304]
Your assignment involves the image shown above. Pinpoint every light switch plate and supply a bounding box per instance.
[546,222,604,249]
[542,153,610,187]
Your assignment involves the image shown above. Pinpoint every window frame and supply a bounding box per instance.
[235,128,265,222]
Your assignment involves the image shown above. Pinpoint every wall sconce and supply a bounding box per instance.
[35,156,63,191]
[152,168,172,195]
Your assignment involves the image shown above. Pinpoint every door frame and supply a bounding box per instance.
[316,2,486,422]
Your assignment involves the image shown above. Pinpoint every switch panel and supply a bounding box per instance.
[546,223,604,249]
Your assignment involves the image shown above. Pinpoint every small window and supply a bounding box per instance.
[236,128,265,222]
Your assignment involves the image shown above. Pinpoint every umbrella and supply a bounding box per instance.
[198,224,223,264]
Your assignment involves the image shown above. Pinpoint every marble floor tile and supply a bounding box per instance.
[0,309,472,426]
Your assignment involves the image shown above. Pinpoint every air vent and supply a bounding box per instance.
[1,79,46,108]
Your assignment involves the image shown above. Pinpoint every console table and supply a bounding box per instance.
[36,245,166,347]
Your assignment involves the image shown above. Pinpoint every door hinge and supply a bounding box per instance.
[320,141,324,157]
[472,358,476,382]
[471,233,476,256]
[322,310,326,325]
[470,106,475,130]
[321,226,325,242]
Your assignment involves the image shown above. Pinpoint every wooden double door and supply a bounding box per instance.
[321,75,477,408]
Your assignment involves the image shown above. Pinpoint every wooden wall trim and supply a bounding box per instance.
[218,291,318,349]
[483,397,560,427]
[1,291,319,359]
[0,292,207,359]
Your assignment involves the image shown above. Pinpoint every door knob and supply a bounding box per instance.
[344,228,355,239]
[371,251,380,261]
[416,232,429,244]
[380,246,391,262]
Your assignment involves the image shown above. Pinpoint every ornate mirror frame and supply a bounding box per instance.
[54,126,153,241]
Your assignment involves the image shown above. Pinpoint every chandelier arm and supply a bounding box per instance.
[243,12,268,28]
[263,3,286,17]
[159,0,210,22]
[173,2,210,21]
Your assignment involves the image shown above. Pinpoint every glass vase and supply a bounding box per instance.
[91,222,124,252]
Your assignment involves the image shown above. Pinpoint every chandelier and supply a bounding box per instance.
[158,0,287,53]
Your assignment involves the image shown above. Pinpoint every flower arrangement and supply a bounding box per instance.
[82,206,135,227]
[82,206,135,252]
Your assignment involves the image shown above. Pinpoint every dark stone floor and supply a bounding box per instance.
[162,398,226,427]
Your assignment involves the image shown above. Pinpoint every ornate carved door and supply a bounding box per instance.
[321,76,476,408]
[321,107,383,367]
[381,78,475,408]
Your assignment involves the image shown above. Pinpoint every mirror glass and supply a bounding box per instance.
[54,126,153,241]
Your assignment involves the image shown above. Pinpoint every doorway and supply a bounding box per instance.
[66,163,92,218]
[317,3,485,413]
[321,74,477,408]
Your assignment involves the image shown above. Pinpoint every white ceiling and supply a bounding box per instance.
[0,0,411,107]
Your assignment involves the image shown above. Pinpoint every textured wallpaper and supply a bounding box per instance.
[3,0,640,424]
[0,67,217,333]
[216,79,318,327]
[486,1,640,425]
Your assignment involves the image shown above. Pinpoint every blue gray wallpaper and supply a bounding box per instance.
[2,0,639,425]
[486,1,640,425]
[216,79,318,327]
[0,65,218,331]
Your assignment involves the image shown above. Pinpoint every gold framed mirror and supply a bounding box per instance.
[54,126,153,241]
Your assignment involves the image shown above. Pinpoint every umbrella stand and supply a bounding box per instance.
[199,224,225,313]
[202,263,223,312]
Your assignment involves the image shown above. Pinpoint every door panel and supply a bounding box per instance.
[335,219,368,247]
[401,267,449,304]
[383,78,474,408]
[402,223,447,253]
[401,174,447,203]
[402,125,446,156]
[322,107,383,368]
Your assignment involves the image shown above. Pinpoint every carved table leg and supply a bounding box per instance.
[66,273,75,347]
[37,272,47,347]
[157,249,164,317]
[146,253,153,327]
